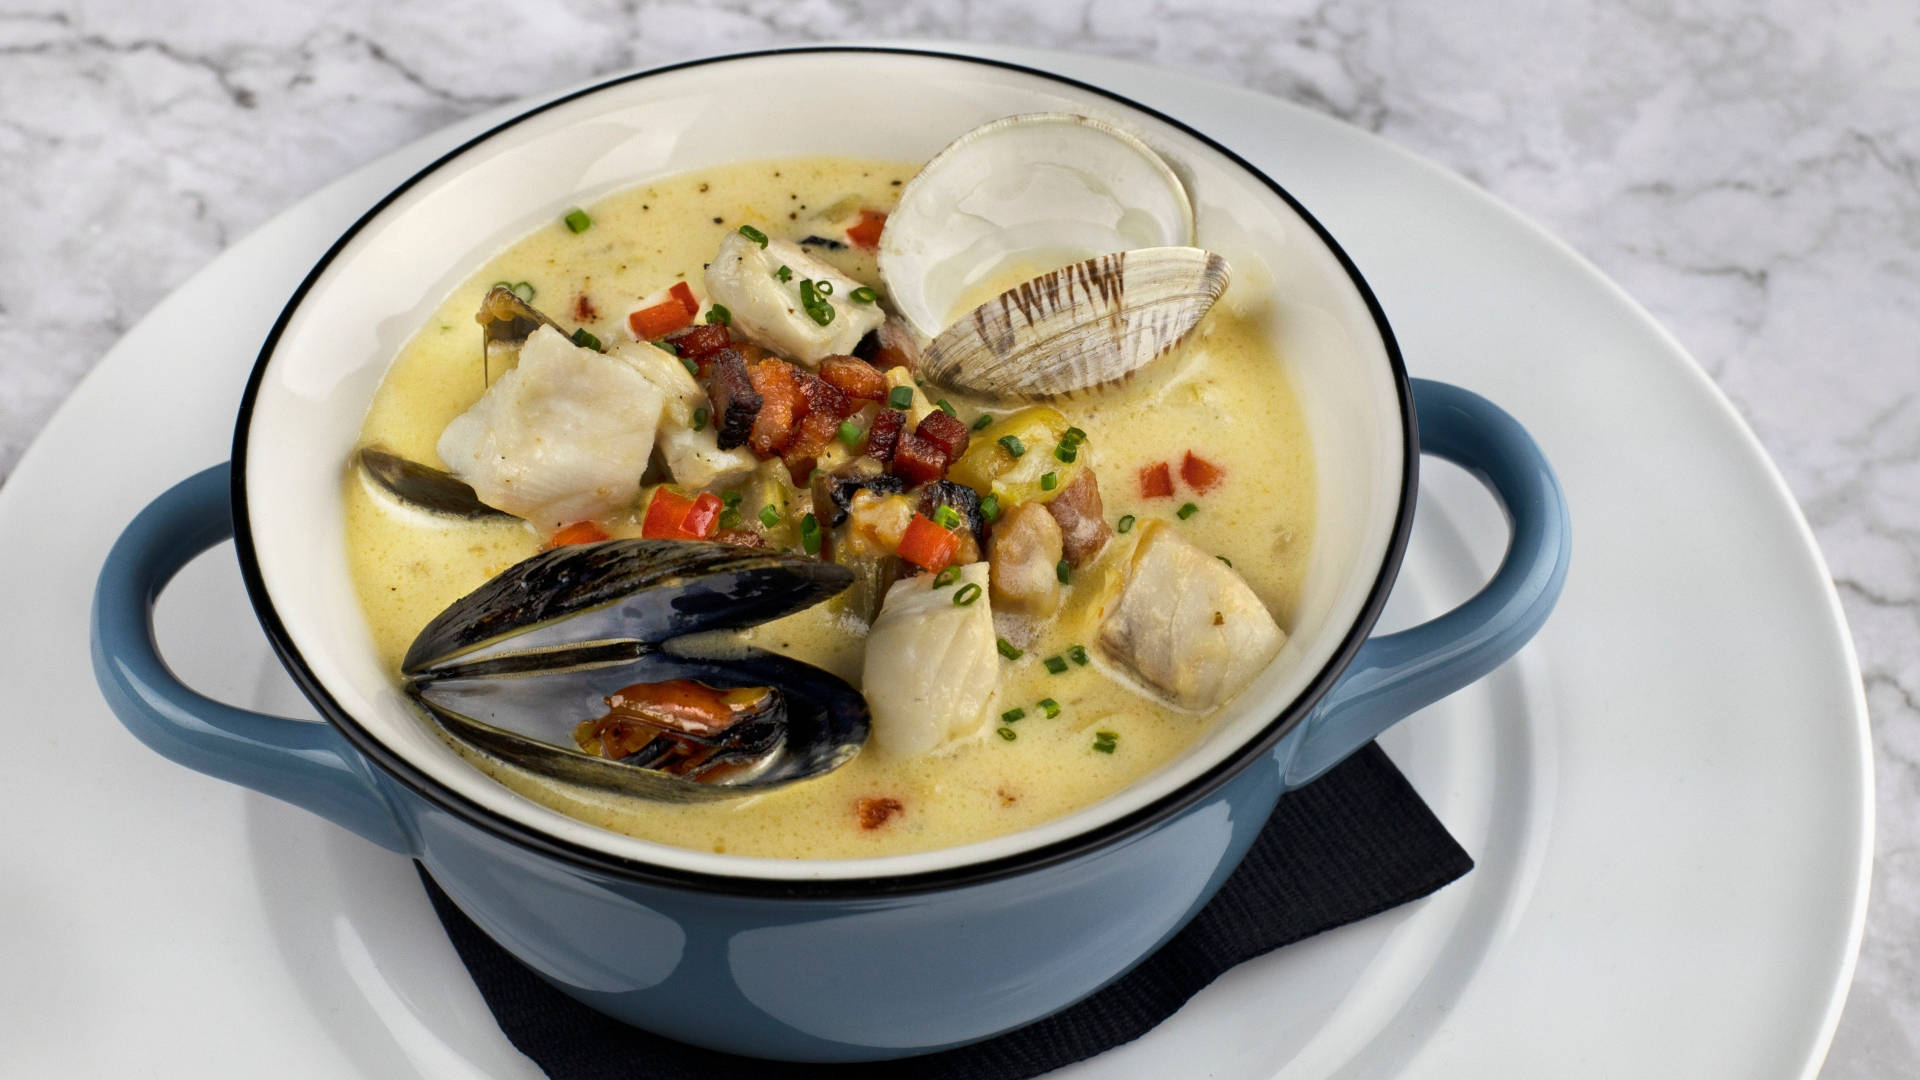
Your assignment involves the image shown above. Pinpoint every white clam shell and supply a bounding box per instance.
[918,246,1231,401]
[879,113,1196,339]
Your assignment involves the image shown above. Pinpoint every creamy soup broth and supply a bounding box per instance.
[346,155,1315,858]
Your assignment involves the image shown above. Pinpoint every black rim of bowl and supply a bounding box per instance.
[230,45,1420,899]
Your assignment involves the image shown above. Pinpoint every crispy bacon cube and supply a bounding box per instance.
[865,408,906,463]
[819,355,891,401]
[795,370,853,422]
[782,411,843,485]
[890,430,948,485]
[704,349,762,451]
[664,322,732,366]
[746,358,804,456]
[915,410,970,463]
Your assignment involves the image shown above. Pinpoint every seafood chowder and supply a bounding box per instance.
[347,116,1315,859]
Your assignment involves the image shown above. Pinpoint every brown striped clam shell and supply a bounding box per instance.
[916,247,1230,401]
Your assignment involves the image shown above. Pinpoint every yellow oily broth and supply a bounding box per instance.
[345,155,1315,859]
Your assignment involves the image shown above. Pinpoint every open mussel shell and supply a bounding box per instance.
[356,446,512,520]
[917,246,1231,401]
[410,643,868,804]
[402,540,853,678]
[478,284,563,349]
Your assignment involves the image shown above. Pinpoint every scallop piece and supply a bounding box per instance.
[437,325,664,532]
[1097,521,1283,712]
[880,113,1197,338]
[861,562,997,756]
[704,232,883,365]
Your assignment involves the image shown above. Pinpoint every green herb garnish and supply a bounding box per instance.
[1116,514,1136,533]
[953,582,982,606]
[776,264,793,283]
[570,328,602,351]
[1044,655,1069,675]
[971,414,993,431]
[1177,502,1198,520]
[799,513,821,555]
[998,435,1026,458]
[998,727,1018,741]
[759,505,782,529]
[705,304,732,326]
[933,566,961,588]
[997,637,1023,660]
[888,385,914,409]
[1056,559,1071,585]
[849,286,877,304]
[933,504,962,530]
[563,209,592,233]
[1002,707,1026,723]
[737,224,768,247]
[1038,698,1061,718]
[691,407,708,432]
[1067,644,1088,666]
[979,494,1001,522]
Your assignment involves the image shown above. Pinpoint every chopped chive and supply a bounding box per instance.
[808,302,835,326]
[1056,559,1071,585]
[776,264,793,283]
[971,414,994,431]
[1002,707,1026,723]
[511,282,535,302]
[680,356,699,376]
[998,435,1026,458]
[936,399,957,417]
[816,280,835,296]
[490,280,511,291]
[563,208,592,233]
[997,727,1018,741]
[1093,731,1118,753]
[850,286,878,304]
[953,582,982,606]
[1177,502,1199,520]
[834,419,862,447]
[1044,655,1069,675]
[656,339,681,356]
[1054,443,1077,463]
[718,506,741,530]
[721,489,743,507]
[1097,730,1119,740]
[692,407,709,432]
[933,566,961,588]
[933,504,962,530]
[1040,472,1058,491]
[1062,426,1088,445]
[759,505,782,528]
[799,279,818,306]
[1067,644,1088,666]
[570,327,602,351]
[888,385,914,409]
[737,224,768,247]
[705,304,732,326]
[997,636,1023,660]
[799,513,821,555]
[1093,741,1116,754]
[1038,698,1061,718]
[1218,555,1232,567]
[979,494,1001,522]
[1116,514,1136,533]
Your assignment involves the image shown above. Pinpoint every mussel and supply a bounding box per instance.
[402,539,870,802]
[356,446,510,520]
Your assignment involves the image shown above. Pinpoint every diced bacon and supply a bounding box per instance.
[664,322,732,363]
[1139,461,1174,498]
[1181,450,1226,492]
[915,410,970,463]
[845,210,887,252]
[746,358,804,456]
[819,355,890,401]
[704,349,762,451]
[865,408,906,462]
[795,370,853,422]
[856,795,904,829]
[782,411,842,485]
[891,430,948,485]
[573,294,599,322]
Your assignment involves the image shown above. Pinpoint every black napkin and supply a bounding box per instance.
[420,742,1471,1079]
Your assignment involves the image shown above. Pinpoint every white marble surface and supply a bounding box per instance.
[2,0,1913,1074]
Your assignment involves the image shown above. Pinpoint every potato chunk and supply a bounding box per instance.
[989,502,1064,616]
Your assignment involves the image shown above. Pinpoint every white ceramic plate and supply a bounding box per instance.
[5,45,1867,1079]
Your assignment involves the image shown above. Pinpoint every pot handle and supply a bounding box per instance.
[1285,378,1571,786]
[90,463,412,853]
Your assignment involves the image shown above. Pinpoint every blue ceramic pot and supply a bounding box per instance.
[89,50,1569,1063]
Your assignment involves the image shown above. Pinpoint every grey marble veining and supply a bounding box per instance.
[2,0,1914,1073]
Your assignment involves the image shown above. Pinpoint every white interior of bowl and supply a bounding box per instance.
[242,51,1406,881]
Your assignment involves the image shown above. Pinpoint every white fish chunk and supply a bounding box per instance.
[437,325,663,532]
[704,232,883,364]
[607,340,757,490]
[1098,521,1284,711]
[862,562,998,756]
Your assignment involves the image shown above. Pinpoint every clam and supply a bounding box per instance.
[478,283,563,383]
[402,539,870,802]
[879,113,1228,400]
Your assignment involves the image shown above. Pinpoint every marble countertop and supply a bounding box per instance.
[3,0,1913,1073]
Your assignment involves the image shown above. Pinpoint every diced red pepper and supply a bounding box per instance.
[865,408,905,462]
[845,210,887,252]
[890,430,948,485]
[897,513,959,573]
[546,520,609,548]
[915,410,970,462]
[746,359,804,455]
[668,281,699,317]
[1180,450,1226,493]
[1139,461,1174,498]
[819,355,890,401]
[642,489,723,540]
[630,286,698,340]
